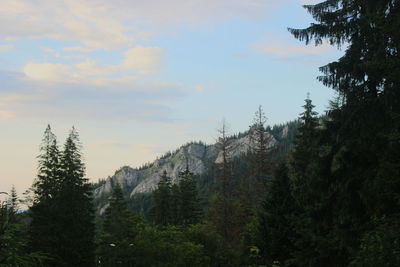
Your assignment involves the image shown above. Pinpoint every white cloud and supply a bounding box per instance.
[0,0,288,50]
[0,70,184,121]
[0,0,135,50]
[22,62,74,82]
[0,44,14,52]
[22,45,164,83]
[62,46,94,52]
[123,46,164,74]
[91,76,139,86]
[75,60,117,76]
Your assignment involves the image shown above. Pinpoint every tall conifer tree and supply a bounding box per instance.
[287,1,400,265]
[57,127,95,266]
[29,125,62,264]
[178,166,201,225]
[152,170,172,226]
[207,120,239,246]
[97,184,141,266]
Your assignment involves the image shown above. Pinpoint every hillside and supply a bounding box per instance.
[92,120,299,214]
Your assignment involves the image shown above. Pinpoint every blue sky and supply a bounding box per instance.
[0,0,343,194]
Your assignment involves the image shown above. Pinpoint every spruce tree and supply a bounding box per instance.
[1,191,46,266]
[288,1,400,265]
[258,162,296,266]
[8,185,18,223]
[152,170,172,226]
[57,127,95,267]
[97,184,141,267]
[239,106,272,222]
[178,166,201,225]
[207,120,239,247]
[29,124,62,264]
[169,183,181,225]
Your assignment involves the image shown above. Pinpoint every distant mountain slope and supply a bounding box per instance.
[92,120,299,214]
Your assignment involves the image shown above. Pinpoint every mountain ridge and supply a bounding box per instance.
[92,120,299,213]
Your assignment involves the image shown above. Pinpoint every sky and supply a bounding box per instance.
[0,0,344,194]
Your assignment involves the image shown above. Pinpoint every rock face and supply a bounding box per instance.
[92,129,280,212]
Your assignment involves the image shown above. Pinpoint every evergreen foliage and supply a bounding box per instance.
[152,167,201,226]
[29,125,62,265]
[152,170,172,226]
[97,184,143,266]
[178,167,201,225]
[207,121,240,246]
[29,126,95,266]
[258,162,296,266]
[0,191,46,266]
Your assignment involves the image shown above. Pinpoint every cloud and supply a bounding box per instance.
[91,76,139,86]
[0,44,14,52]
[0,0,288,50]
[0,0,134,49]
[22,45,163,84]
[62,46,94,52]
[22,62,73,82]
[0,70,185,122]
[123,46,164,74]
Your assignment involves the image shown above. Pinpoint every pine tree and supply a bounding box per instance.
[29,124,62,264]
[178,166,201,225]
[169,183,181,225]
[289,1,400,105]
[97,184,142,267]
[239,106,272,221]
[33,124,61,200]
[290,95,319,203]
[152,170,172,226]
[257,162,296,266]
[1,191,46,266]
[288,1,400,265]
[8,185,18,223]
[207,120,239,246]
[57,127,95,267]
[250,105,271,188]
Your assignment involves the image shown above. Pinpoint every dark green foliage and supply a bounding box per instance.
[178,168,202,225]
[0,191,46,266]
[239,106,273,224]
[133,225,210,267]
[278,1,400,265]
[152,170,172,226]
[247,106,273,208]
[97,184,144,266]
[152,168,201,226]
[29,126,95,266]
[169,183,181,225]
[350,215,400,267]
[207,121,241,246]
[57,127,95,266]
[29,125,62,265]
[289,0,400,106]
[258,162,296,266]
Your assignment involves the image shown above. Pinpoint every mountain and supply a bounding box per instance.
[92,121,299,215]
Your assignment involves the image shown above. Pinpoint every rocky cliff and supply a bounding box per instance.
[92,122,298,213]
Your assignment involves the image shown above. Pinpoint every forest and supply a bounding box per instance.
[1,0,400,266]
